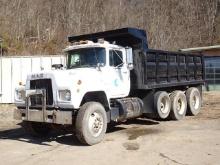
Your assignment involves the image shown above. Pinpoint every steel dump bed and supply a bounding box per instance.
[131,49,204,90]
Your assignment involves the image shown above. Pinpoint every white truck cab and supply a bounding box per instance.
[15,39,133,109]
[63,39,132,104]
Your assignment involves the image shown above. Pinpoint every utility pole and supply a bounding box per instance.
[0,38,2,98]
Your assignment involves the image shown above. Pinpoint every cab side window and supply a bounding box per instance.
[109,50,123,67]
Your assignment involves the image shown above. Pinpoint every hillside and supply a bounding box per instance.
[0,0,220,55]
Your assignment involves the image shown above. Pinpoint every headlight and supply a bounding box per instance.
[15,89,25,101]
[58,90,71,101]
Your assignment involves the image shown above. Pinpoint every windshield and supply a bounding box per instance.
[67,48,106,69]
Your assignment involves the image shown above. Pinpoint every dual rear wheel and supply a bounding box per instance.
[169,90,187,120]
[186,87,202,116]
[154,87,202,120]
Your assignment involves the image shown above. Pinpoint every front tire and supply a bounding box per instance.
[169,91,187,120]
[75,102,107,145]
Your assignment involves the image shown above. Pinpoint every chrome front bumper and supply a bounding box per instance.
[14,108,72,124]
[14,89,72,125]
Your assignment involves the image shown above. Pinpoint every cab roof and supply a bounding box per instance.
[63,41,123,52]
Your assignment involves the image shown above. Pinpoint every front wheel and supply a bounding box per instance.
[75,102,107,145]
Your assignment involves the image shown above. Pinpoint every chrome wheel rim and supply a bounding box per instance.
[88,112,103,137]
[160,98,169,114]
[192,94,200,110]
[177,98,185,115]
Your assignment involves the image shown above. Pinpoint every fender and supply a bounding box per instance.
[80,91,110,110]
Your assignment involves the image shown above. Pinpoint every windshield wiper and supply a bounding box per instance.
[115,62,124,68]
[69,64,96,69]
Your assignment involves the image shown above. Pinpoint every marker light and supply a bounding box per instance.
[77,80,82,85]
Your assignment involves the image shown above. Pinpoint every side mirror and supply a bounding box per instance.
[126,47,133,70]
[127,63,134,70]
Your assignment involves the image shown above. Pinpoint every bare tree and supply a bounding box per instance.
[0,0,219,55]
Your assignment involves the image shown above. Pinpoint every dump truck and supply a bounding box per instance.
[14,28,204,145]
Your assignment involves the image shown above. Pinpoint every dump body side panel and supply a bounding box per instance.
[131,49,205,90]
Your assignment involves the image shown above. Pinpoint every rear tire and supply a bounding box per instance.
[154,91,171,119]
[169,91,187,120]
[75,102,107,145]
[186,87,202,116]
[22,121,51,137]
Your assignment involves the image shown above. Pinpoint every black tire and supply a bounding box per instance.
[186,87,202,116]
[75,102,107,145]
[169,90,187,120]
[22,121,51,137]
[154,91,171,119]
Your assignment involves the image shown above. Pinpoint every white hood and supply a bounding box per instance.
[27,68,103,88]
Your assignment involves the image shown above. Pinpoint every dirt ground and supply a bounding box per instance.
[0,92,220,165]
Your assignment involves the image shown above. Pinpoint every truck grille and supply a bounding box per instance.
[30,79,53,106]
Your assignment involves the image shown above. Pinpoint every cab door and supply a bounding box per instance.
[107,49,130,97]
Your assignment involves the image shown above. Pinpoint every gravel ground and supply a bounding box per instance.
[0,92,220,165]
